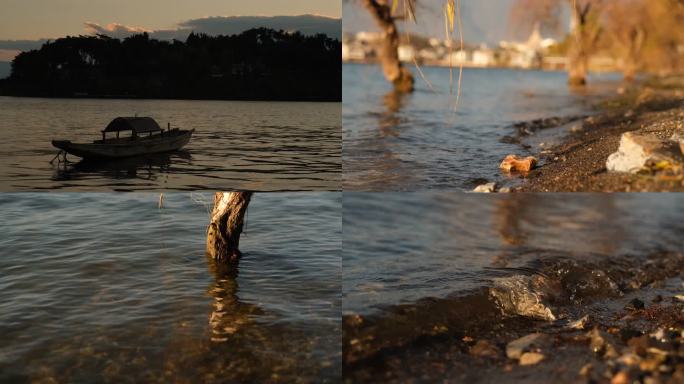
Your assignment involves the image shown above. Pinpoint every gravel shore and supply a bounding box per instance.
[517,76,684,192]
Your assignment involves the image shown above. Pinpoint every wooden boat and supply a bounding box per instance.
[52,117,193,159]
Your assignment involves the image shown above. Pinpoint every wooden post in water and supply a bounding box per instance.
[361,0,414,92]
[206,192,253,262]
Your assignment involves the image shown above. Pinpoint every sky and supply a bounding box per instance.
[0,0,341,62]
[343,0,565,46]
[0,0,340,40]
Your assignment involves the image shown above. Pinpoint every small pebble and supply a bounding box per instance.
[579,363,593,377]
[519,352,545,366]
[611,371,630,384]
[469,340,500,359]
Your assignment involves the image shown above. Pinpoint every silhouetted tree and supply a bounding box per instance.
[0,28,341,101]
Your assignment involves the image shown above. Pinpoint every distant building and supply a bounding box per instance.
[419,48,441,61]
[355,31,382,43]
[429,37,443,47]
[342,32,379,62]
[499,24,556,68]
[398,45,415,62]
[472,45,494,67]
[448,50,469,64]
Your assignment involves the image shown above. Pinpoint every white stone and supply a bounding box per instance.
[519,352,545,366]
[473,182,497,193]
[606,132,669,173]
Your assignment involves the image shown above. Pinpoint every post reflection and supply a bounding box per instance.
[206,257,262,343]
[378,90,407,137]
[493,194,624,268]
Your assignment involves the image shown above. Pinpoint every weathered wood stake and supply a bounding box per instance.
[206,192,253,262]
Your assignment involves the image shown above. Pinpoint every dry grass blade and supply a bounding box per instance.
[446,0,456,32]
[412,56,436,92]
[455,0,464,107]
[405,0,417,23]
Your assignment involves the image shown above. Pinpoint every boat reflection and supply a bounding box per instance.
[51,150,192,181]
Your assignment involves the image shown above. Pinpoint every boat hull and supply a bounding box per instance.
[52,130,193,159]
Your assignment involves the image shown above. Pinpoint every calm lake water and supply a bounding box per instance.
[343,193,684,315]
[343,64,621,191]
[0,193,341,383]
[0,97,341,191]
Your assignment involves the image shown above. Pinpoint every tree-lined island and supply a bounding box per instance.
[0,28,341,101]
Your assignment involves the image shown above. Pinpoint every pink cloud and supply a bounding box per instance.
[83,22,151,38]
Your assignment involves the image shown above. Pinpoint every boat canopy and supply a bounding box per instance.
[103,117,162,134]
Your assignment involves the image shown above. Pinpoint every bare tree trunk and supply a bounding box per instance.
[617,28,645,82]
[567,3,590,86]
[567,49,588,86]
[206,192,252,262]
[361,0,415,92]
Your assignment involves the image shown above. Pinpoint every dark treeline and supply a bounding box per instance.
[0,28,341,101]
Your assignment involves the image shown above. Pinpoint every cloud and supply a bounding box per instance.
[83,22,151,39]
[178,14,341,39]
[87,14,341,41]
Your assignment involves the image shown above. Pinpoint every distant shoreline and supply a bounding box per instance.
[0,93,341,102]
[342,60,624,75]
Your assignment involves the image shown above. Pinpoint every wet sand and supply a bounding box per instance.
[517,76,684,192]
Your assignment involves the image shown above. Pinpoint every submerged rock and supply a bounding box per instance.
[625,298,645,311]
[490,275,557,321]
[606,132,683,173]
[499,155,538,173]
[473,182,497,193]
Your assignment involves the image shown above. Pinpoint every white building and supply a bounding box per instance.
[355,31,382,43]
[342,40,373,61]
[472,44,494,67]
[419,48,442,61]
[398,45,415,62]
[448,50,469,64]
[499,24,556,68]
